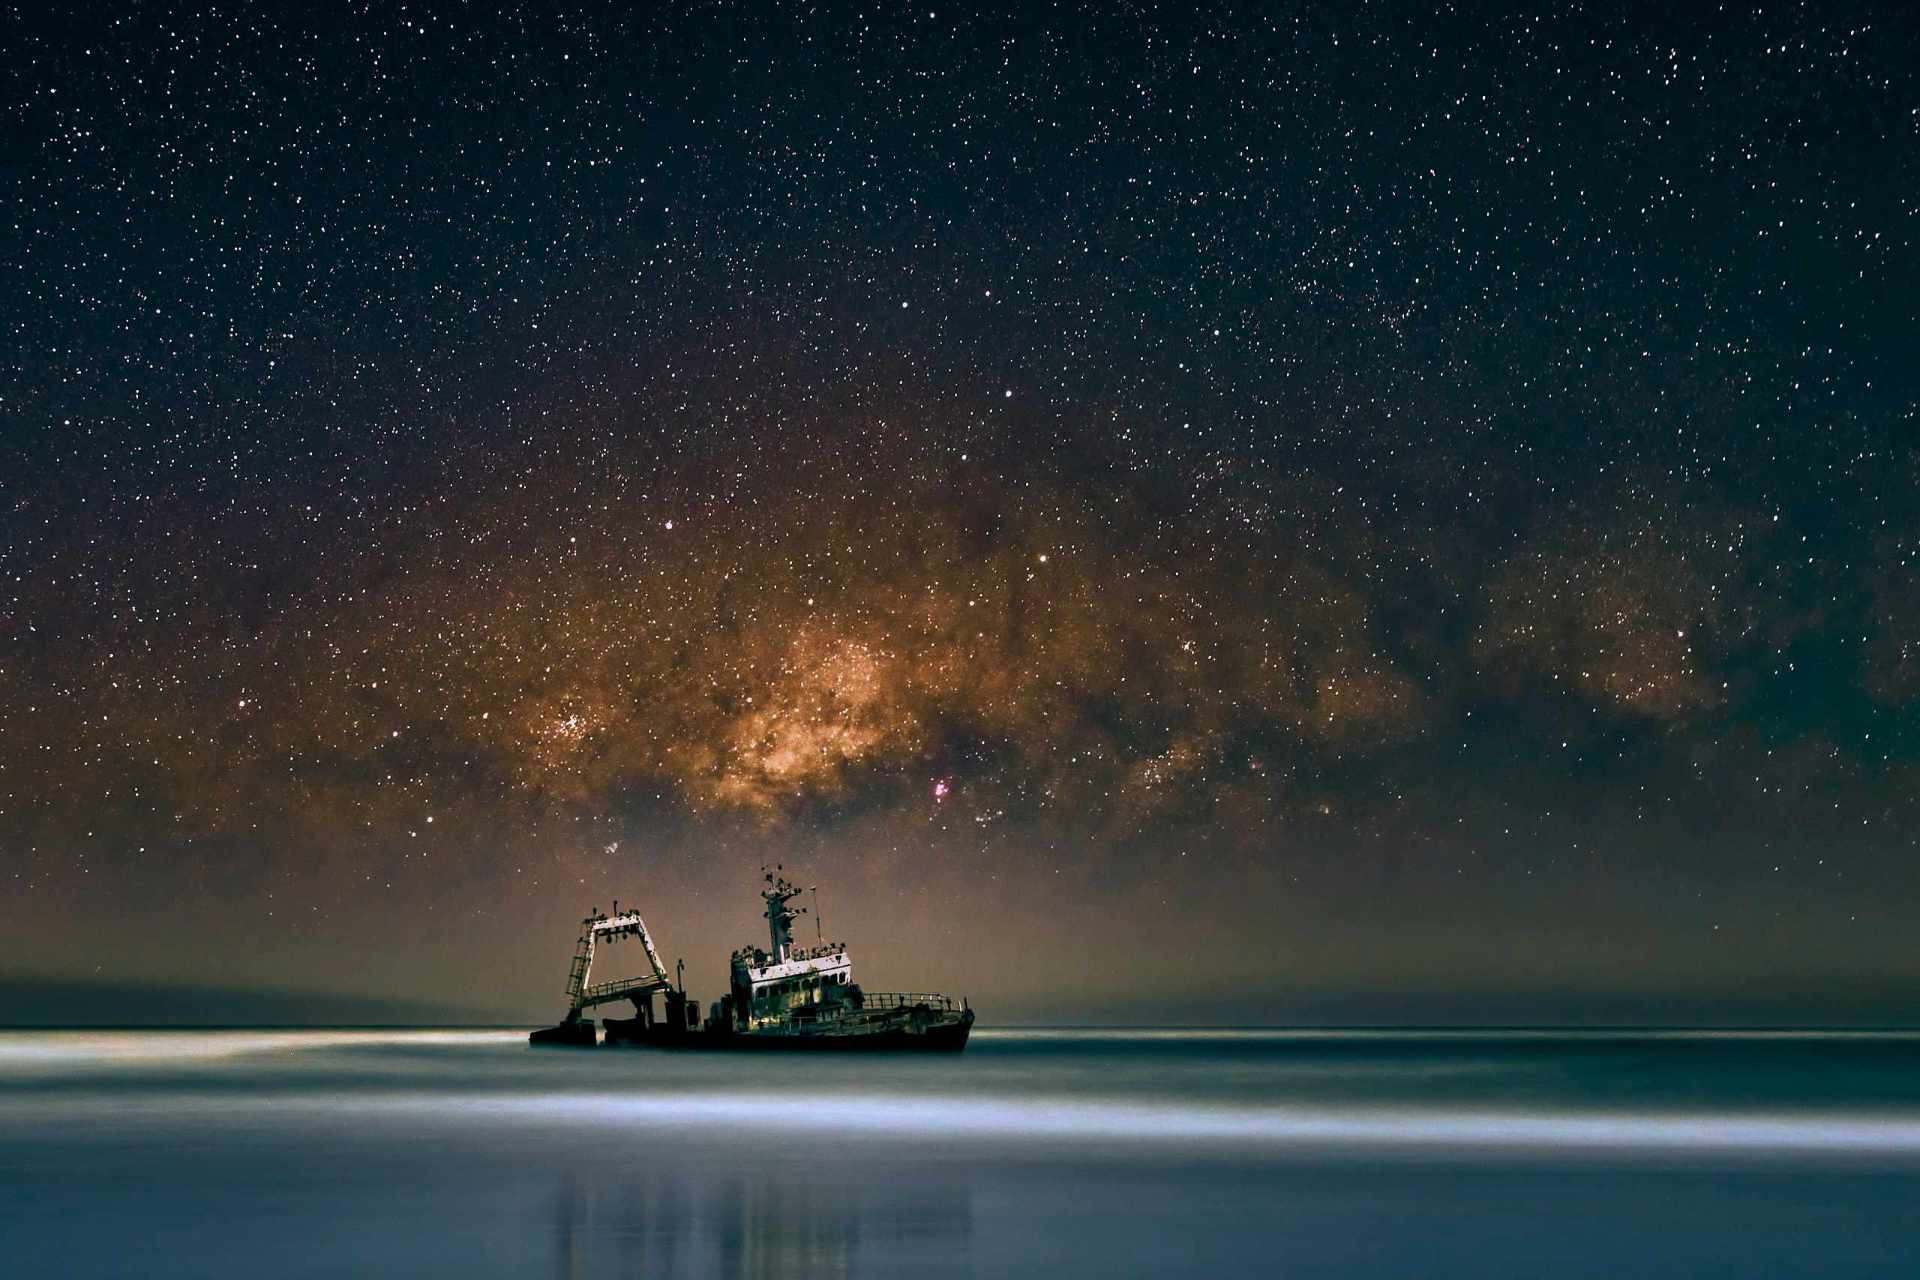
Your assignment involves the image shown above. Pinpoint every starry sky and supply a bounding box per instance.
[3,2,1918,1026]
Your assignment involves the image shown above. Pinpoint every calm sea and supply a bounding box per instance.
[5,1028,1920,1276]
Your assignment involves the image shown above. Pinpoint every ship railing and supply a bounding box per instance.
[858,992,961,1013]
[576,974,670,1009]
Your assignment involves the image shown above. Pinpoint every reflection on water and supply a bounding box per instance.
[553,1168,971,1280]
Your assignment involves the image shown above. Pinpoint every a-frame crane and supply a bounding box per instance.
[537,901,672,1045]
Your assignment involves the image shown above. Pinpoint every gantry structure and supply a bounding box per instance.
[560,900,672,1019]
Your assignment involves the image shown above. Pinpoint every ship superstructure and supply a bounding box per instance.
[732,874,853,1030]
[530,870,974,1051]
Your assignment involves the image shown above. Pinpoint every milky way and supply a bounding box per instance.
[3,4,1917,1022]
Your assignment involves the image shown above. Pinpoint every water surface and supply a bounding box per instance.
[4,1028,1920,1276]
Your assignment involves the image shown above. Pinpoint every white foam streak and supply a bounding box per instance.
[9,1030,1920,1159]
[347,1091,1920,1156]
[0,1029,524,1065]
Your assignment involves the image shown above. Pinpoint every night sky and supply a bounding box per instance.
[4,3,1917,1026]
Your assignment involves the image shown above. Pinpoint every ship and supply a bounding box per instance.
[528,870,975,1051]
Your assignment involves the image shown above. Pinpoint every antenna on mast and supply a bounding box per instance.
[811,886,823,943]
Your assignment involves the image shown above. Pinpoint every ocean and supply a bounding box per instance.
[4,1028,1920,1276]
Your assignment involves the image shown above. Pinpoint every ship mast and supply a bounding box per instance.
[762,868,804,962]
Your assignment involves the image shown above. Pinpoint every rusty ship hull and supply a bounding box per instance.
[603,1006,974,1052]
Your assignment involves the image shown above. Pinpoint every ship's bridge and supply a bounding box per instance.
[733,943,851,988]
[728,872,862,1028]
[731,943,853,1028]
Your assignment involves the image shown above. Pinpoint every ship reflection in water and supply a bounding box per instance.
[11,1029,1920,1277]
[553,1168,971,1280]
